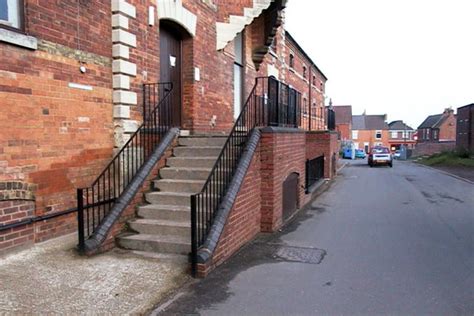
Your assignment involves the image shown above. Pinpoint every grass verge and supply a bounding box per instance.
[418,151,474,167]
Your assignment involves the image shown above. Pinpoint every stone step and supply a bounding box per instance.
[160,167,213,180]
[178,137,227,147]
[138,204,190,221]
[117,233,190,255]
[154,179,205,193]
[173,146,222,157]
[128,219,190,238]
[145,191,192,206]
[166,156,235,169]
[129,251,189,264]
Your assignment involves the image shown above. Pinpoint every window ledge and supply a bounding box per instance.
[0,28,37,50]
[269,49,278,59]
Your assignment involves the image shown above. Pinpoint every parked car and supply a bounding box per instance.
[368,146,393,167]
[355,149,366,159]
[393,150,401,159]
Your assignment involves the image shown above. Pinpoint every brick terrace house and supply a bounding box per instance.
[456,103,474,153]
[388,120,416,150]
[417,108,456,143]
[351,113,389,153]
[0,0,337,276]
[413,108,457,156]
[332,105,352,141]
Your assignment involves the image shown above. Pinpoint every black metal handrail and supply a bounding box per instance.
[190,77,301,275]
[305,155,324,192]
[77,82,173,251]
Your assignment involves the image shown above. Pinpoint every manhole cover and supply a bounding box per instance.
[274,246,326,264]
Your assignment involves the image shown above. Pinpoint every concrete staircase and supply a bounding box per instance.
[117,135,227,260]
[216,0,274,50]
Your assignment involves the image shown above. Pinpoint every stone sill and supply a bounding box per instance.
[0,28,37,50]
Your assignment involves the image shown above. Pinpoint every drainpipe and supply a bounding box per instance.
[308,66,312,130]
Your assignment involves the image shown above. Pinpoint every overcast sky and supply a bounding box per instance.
[285,0,474,128]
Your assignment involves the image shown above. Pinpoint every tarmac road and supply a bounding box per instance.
[157,159,474,315]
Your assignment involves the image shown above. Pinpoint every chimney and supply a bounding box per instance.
[443,107,454,115]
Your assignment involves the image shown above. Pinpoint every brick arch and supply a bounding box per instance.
[157,0,197,37]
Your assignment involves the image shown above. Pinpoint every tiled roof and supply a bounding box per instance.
[418,114,443,129]
[388,120,414,131]
[333,106,352,124]
[352,114,388,130]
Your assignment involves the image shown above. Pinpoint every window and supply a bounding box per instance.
[312,75,316,86]
[311,103,317,117]
[320,82,324,93]
[352,130,358,140]
[270,37,277,53]
[302,65,307,79]
[289,53,294,68]
[375,130,382,139]
[433,129,439,140]
[391,131,398,139]
[0,0,22,29]
[303,98,308,115]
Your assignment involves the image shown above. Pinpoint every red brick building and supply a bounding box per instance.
[332,105,352,141]
[417,108,457,143]
[456,103,474,153]
[388,120,416,150]
[351,113,389,153]
[0,0,337,276]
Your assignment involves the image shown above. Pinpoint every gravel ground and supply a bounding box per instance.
[0,234,190,314]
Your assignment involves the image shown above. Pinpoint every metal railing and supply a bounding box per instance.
[190,77,301,275]
[77,82,173,252]
[305,155,325,191]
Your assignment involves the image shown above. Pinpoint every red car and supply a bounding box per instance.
[368,146,393,167]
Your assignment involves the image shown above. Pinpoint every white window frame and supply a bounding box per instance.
[375,130,382,139]
[352,130,358,140]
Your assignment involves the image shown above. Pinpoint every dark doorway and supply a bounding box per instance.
[160,22,182,127]
[282,173,299,220]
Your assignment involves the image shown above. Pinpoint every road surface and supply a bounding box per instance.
[157,160,474,315]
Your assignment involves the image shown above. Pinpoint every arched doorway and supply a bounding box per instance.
[159,21,185,127]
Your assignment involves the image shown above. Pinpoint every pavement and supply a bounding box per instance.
[0,233,190,314]
[157,159,474,315]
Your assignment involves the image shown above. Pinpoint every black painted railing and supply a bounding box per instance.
[327,107,336,130]
[77,82,173,252]
[190,77,301,275]
[305,155,324,192]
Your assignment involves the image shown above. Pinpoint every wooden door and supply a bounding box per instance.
[160,25,182,127]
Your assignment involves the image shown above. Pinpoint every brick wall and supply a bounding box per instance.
[0,200,35,255]
[260,129,307,232]
[456,105,474,152]
[439,113,457,141]
[352,130,390,152]
[412,141,456,157]
[306,131,339,179]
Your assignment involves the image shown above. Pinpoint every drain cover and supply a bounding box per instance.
[274,246,326,264]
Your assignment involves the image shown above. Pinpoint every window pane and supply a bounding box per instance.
[0,0,20,28]
[0,0,8,21]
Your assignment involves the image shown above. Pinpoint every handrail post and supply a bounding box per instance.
[77,188,85,252]
[190,194,198,277]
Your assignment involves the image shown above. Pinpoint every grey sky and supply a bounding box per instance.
[285,0,474,128]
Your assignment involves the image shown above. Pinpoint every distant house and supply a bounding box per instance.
[417,108,456,143]
[332,105,352,141]
[352,114,389,153]
[388,120,416,150]
[456,103,474,153]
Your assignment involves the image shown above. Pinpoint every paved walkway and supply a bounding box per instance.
[0,234,190,314]
[157,160,474,315]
